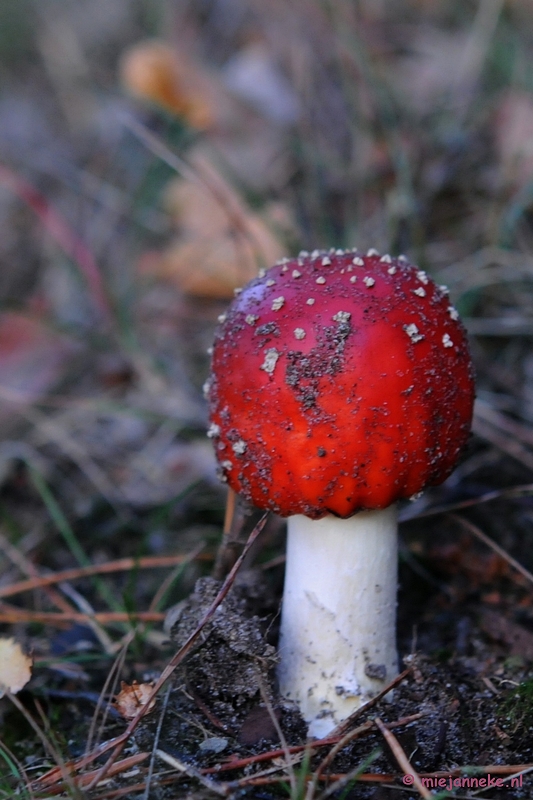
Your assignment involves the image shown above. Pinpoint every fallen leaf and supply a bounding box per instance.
[238,704,281,746]
[119,40,215,129]
[114,680,157,719]
[0,313,76,404]
[427,537,509,587]
[143,230,278,299]
[0,637,32,697]
[143,154,289,298]
[480,610,533,660]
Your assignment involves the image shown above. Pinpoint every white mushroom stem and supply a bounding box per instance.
[278,506,399,739]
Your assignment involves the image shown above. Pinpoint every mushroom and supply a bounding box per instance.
[207,249,475,737]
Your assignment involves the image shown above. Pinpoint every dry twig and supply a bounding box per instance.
[0,552,210,600]
[374,716,431,799]
[450,513,533,588]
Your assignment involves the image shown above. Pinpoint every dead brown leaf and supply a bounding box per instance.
[119,40,216,129]
[0,312,76,404]
[114,680,157,720]
[0,637,32,696]
[480,609,533,660]
[142,155,289,298]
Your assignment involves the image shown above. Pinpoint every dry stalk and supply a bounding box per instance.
[374,716,431,799]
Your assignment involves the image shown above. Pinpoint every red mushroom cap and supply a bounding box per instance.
[207,250,475,519]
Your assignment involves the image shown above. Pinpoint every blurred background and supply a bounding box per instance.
[2,0,533,784]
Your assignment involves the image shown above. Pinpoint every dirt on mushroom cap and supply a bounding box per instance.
[208,250,475,519]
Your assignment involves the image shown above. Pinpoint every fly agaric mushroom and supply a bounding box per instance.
[206,249,475,738]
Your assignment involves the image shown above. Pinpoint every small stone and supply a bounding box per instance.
[199,737,228,754]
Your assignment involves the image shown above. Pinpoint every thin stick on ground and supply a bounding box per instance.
[143,684,172,800]
[155,750,229,797]
[400,482,533,522]
[449,513,533,588]
[121,115,275,265]
[0,552,211,600]
[58,583,115,655]
[8,692,78,797]
[317,751,383,800]
[258,672,300,798]
[0,529,76,615]
[374,716,431,799]
[304,714,423,799]
[85,631,134,760]
[33,752,150,796]
[203,713,423,776]
[0,605,166,625]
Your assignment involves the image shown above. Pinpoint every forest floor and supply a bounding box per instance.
[2,1,533,797]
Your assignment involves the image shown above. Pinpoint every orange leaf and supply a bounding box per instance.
[114,681,157,719]
[119,40,215,129]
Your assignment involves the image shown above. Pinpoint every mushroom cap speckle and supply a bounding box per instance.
[207,251,475,519]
